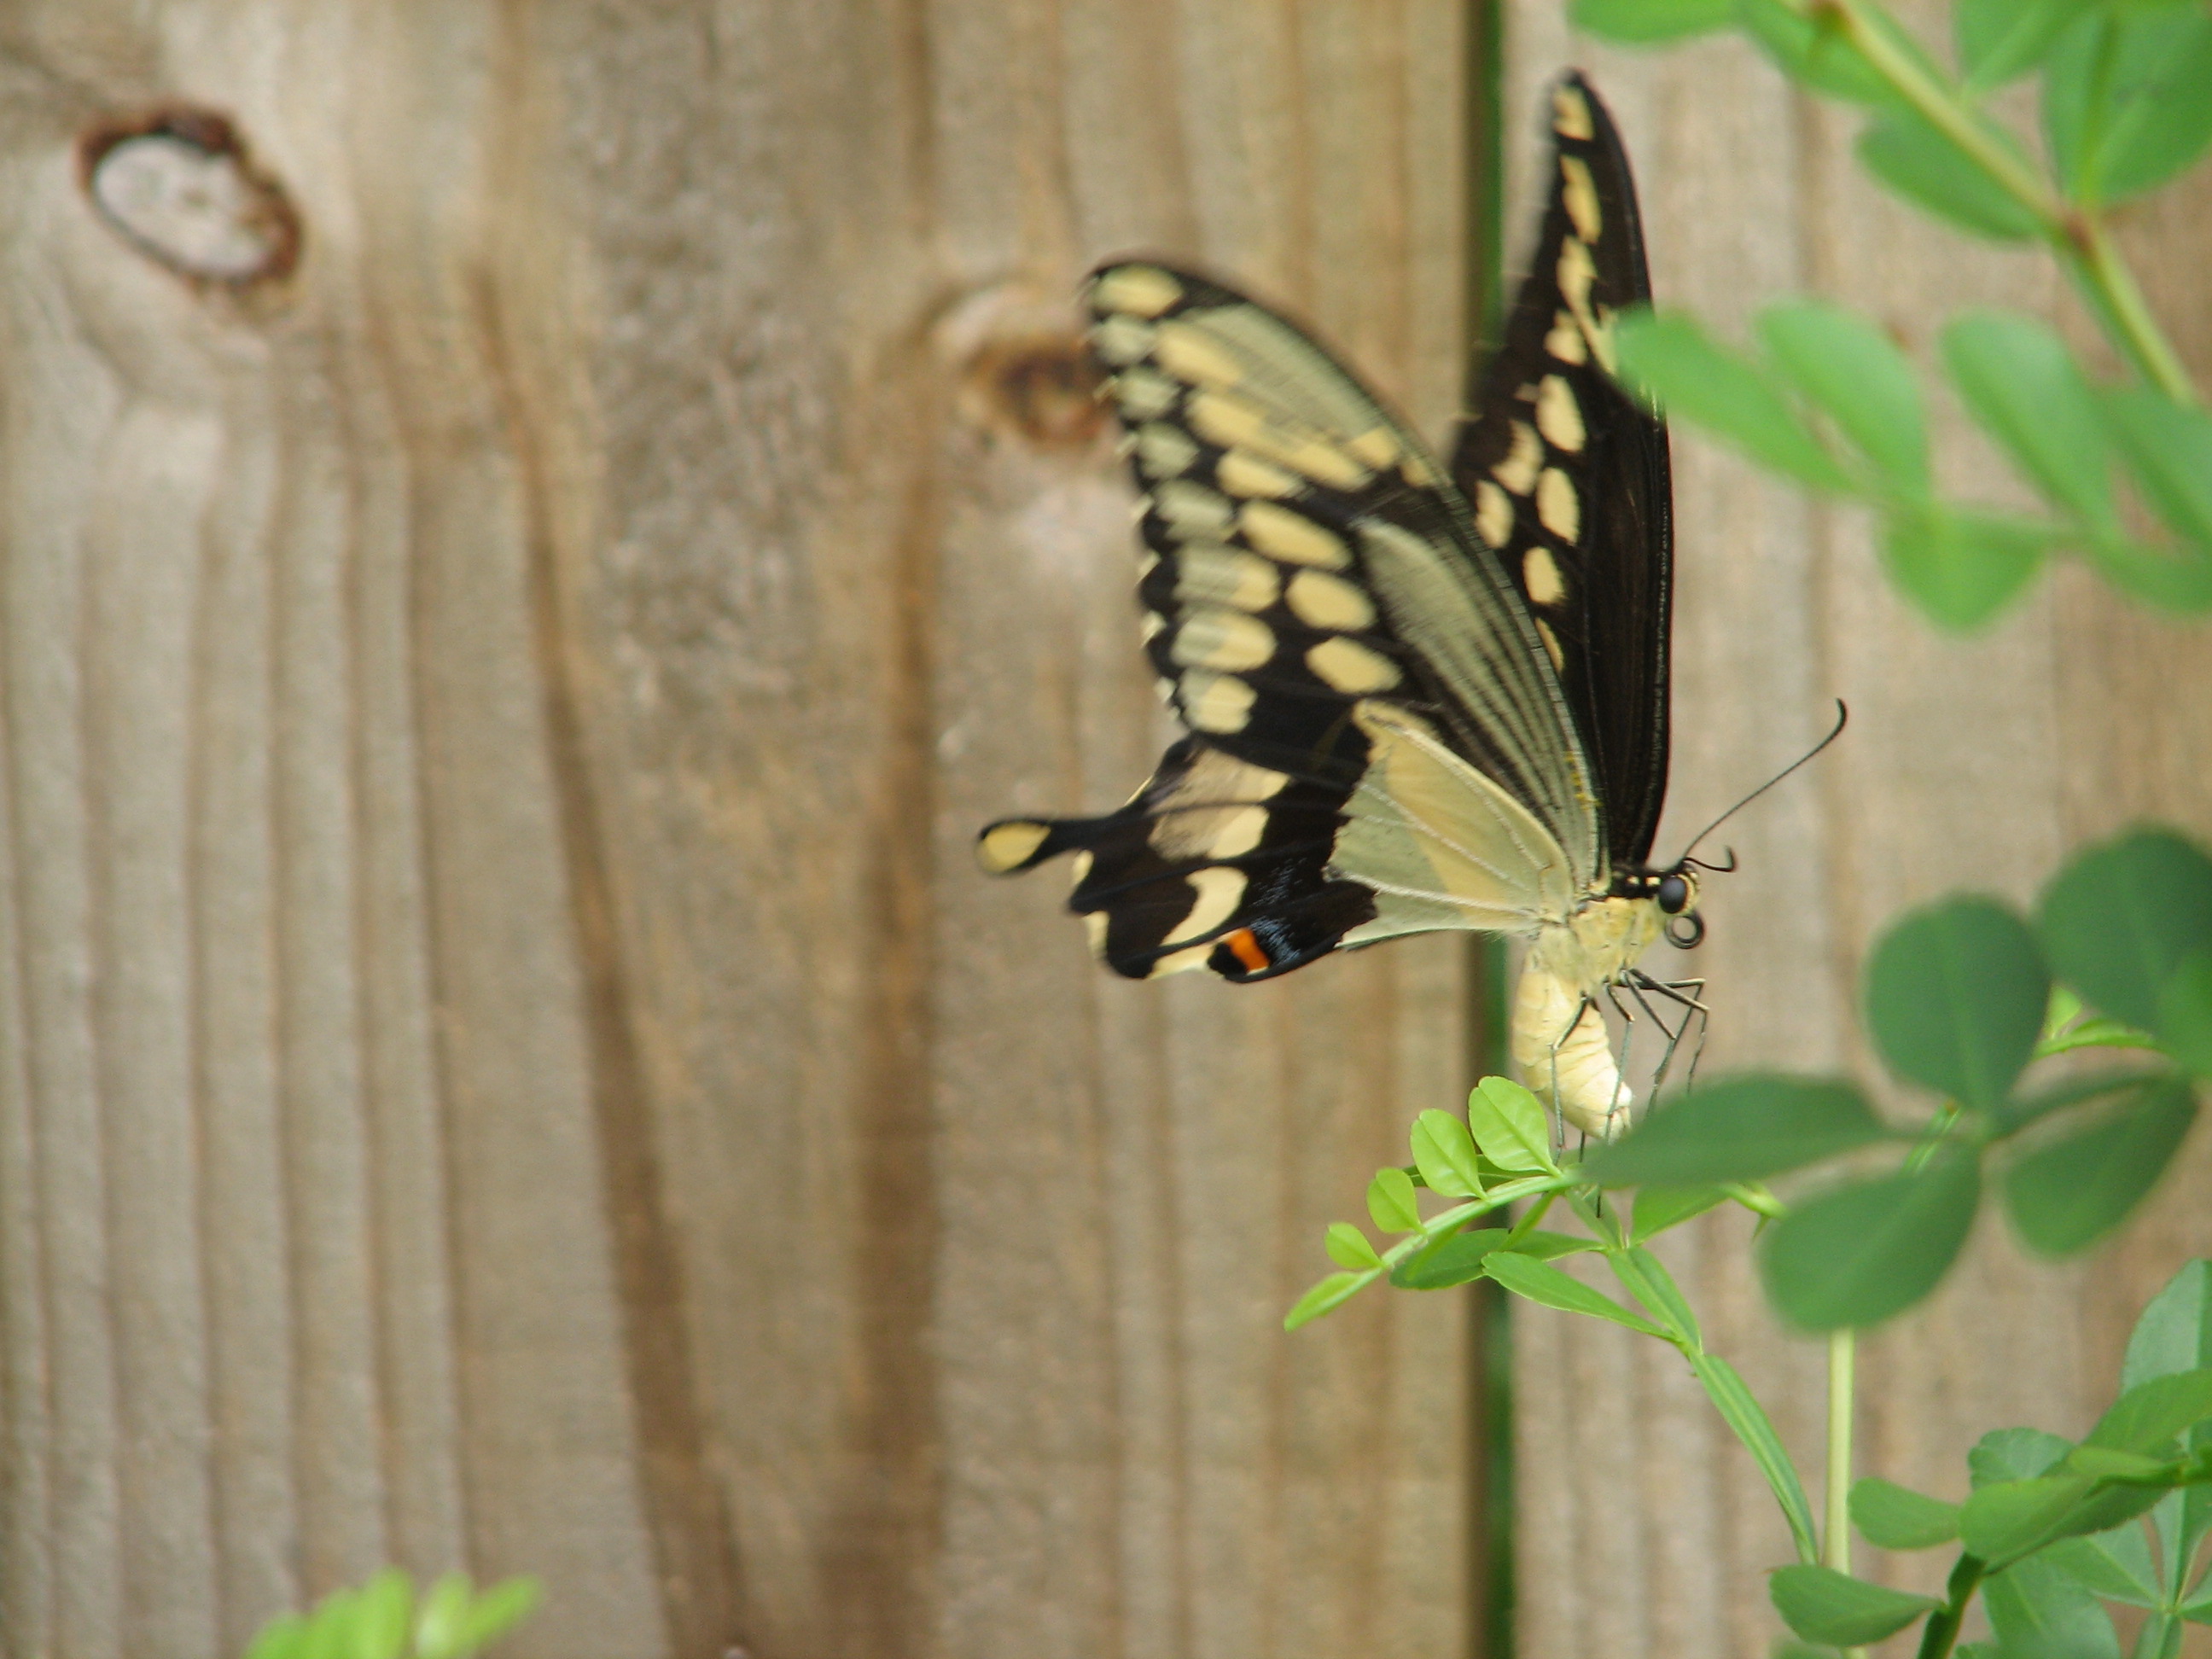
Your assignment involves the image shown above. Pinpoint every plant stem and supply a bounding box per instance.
[1826,1326,1855,1574]
[1915,1553,1987,1659]
[1815,0,2203,407]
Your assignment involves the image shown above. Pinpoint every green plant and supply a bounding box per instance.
[1585,0,2212,628]
[1290,1,2212,1649]
[242,1569,540,1659]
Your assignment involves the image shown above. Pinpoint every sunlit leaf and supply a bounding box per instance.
[1614,309,1854,489]
[1584,1074,1887,1187]
[1858,114,2046,240]
[1759,1151,1981,1330]
[1941,311,2112,526]
[456,1579,543,1656]
[1759,300,1930,488]
[1469,1075,1557,1173]
[1770,1565,1942,1644]
[1865,895,2048,1107]
[1612,1245,1700,1344]
[2084,1367,2212,1454]
[2038,828,2212,1029]
[1325,1221,1383,1272]
[1961,1472,2165,1562]
[2005,1075,2197,1255]
[1412,1109,1484,1198]
[1284,1269,1380,1330]
[2081,535,2212,615]
[1367,1167,1422,1234]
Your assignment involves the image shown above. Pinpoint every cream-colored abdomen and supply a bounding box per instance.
[1510,896,1665,1139]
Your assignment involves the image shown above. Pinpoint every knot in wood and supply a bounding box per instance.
[79,108,300,286]
[963,332,1106,450]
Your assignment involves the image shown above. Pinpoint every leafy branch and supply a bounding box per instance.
[1572,0,2212,626]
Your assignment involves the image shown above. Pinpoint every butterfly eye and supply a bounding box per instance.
[1656,872,1693,914]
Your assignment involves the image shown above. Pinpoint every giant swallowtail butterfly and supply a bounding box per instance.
[978,74,1696,1137]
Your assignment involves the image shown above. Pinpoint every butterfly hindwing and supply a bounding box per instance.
[1451,73,1674,871]
[980,257,1604,981]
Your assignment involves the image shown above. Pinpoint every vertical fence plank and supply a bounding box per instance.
[0,2,1474,1655]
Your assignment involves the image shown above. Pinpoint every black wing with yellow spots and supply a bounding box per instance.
[977,73,1670,985]
[1453,73,1674,871]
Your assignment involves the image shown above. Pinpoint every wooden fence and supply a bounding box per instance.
[0,2,2204,1656]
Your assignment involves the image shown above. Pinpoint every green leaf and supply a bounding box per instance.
[350,1570,412,1659]
[1758,300,1930,489]
[1612,1245,1700,1344]
[2046,9,2212,205]
[2133,1613,2184,1659]
[1393,1228,1507,1289]
[1941,311,2113,526]
[2157,952,2212,1076]
[1325,1221,1383,1272]
[1411,1109,1484,1198]
[1769,1565,1942,1645]
[2037,1020,2162,1060]
[1584,1074,1887,1187]
[2039,828,2212,1029]
[1613,310,1854,490]
[1878,506,2052,630]
[1366,1167,1422,1234]
[1468,1076,1557,1173]
[2125,1262,2212,1613]
[2004,1075,2197,1255]
[2082,535,2212,615]
[2101,387,2212,548]
[1973,1426,2073,1487]
[2085,1367,2212,1454]
[2040,1530,2163,1609]
[1691,1352,1822,1563]
[1996,1066,2170,1135]
[1481,1250,1670,1338]
[1858,114,2046,240]
[1632,1184,1731,1242]
[415,1575,476,1659]
[1962,1473,2167,1562]
[1737,0,1904,106]
[1983,1551,2124,1659]
[1759,1150,1982,1330]
[1974,1426,2074,1487]
[1865,895,2049,1107]
[457,1579,543,1656]
[1852,1476,1962,1549]
[1391,1227,1598,1290]
[1957,0,2097,86]
[1284,1269,1380,1330]
[1570,0,1737,41]
[245,1615,311,1659]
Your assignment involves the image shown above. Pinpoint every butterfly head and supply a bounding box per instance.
[1610,860,1710,948]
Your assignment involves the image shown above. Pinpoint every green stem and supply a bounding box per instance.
[1814,0,2202,406]
[1827,1327,1870,1659]
[1916,1553,1988,1659]
[1826,1327,1855,1574]
[2076,220,2200,405]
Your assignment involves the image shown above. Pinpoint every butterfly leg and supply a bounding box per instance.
[1627,973,1710,1100]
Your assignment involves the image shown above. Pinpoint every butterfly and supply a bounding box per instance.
[976,73,1701,1138]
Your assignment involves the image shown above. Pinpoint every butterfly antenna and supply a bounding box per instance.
[1674,701,1848,867]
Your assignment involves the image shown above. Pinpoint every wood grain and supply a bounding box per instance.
[0,3,1475,1655]
[1500,9,2212,1656]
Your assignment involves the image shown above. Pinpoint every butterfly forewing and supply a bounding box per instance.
[980,259,1602,981]
[1452,73,1674,872]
